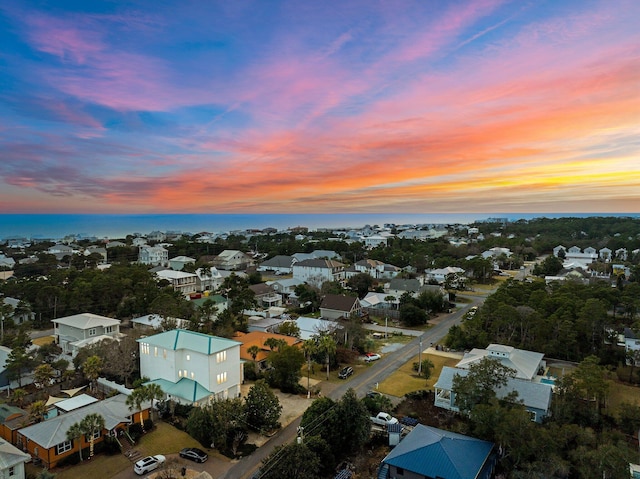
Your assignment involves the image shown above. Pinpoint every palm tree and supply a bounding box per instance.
[317,334,337,380]
[82,355,103,393]
[11,388,27,408]
[247,345,261,362]
[126,387,148,429]
[302,339,318,397]
[144,383,165,422]
[263,337,280,351]
[80,413,105,458]
[66,422,85,461]
[29,400,47,423]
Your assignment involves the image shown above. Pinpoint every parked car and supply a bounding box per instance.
[338,366,354,379]
[134,454,166,475]
[366,390,381,398]
[179,447,208,463]
[364,353,381,362]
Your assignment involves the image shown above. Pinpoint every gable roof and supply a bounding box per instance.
[146,377,210,403]
[137,329,240,355]
[455,344,544,381]
[320,294,360,312]
[234,331,301,362]
[260,255,293,268]
[435,366,553,411]
[249,283,275,296]
[0,439,30,469]
[293,258,344,269]
[19,394,146,448]
[382,424,493,479]
[51,313,120,329]
[388,278,421,292]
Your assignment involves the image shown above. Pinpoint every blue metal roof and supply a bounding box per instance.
[381,424,494,479]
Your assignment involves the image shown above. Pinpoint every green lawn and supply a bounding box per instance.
[378,353,460,397]
[42,421,221,479]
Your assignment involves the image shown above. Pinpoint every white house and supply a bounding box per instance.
[1,297,34,325]
[434,344,553,423]
[292,259,345,288]
[155,270,198,296]
[213,250,253,271]
[138,329,242,405]
[346,259,401,280]
[52,313,121,357]
[138,246,168,266]
[362,235,388,249]
[195,266,224,292]
[0,438,31,479]
[424,266,465,285]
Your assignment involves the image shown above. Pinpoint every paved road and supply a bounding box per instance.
[225,297,484,479]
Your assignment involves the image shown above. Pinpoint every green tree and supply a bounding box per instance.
[266,344,305,393]
[144,383,165,422]
[277,321,301,338]
[80,413,105,457]
[247,345,261,362]
[347,273,374,298]
[244,379,282,432]
[34,363,56,388]
[329,388,371,456]
[186,398,247,453]
[82,355,103,392]
[399,302,428,327]
[259,442,321,479]
[571,355,609,417]
[10,388,27,408]
[452,357,517,413]
[66,422,85,462]
[316,334,337,380]
[29,400,47,423]
[126,387,148,428]
[5,345,35,387]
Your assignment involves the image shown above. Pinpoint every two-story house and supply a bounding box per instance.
[52,313,121,357]
[138,329,242,406]
[433,344,553,423]
[213,250,253,271]
[169,256,196,271]
[0,438,30,479]
[292,259,345,288]
[155,270,198,296]
[248,284,282,309]
[138,246,168,266]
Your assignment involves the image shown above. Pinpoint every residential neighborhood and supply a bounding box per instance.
[0,216,638,478]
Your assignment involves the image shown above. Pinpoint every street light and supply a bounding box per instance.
[385,316,388,338]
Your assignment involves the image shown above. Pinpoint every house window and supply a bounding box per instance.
[183,369,188,377]
[8,466,15,476]
[178,370,182,378]
[163,349,167,359]
[105,326,113,333]
[217,372,227,384]
[141,343,150,355]
[88,328,96,336]
[396,467,404,475]
[191,372,195,379]
[186,354,190,361]
[217,351,227,363]
[154,347,158,357]
[88,430,100,440]
[56,440,72,455]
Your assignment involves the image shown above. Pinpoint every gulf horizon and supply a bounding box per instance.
[1,213,638,241]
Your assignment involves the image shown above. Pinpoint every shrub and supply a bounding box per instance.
[143,418,154,431]
[129,423,144,441]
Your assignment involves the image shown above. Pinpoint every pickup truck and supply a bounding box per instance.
[370,412,398,427]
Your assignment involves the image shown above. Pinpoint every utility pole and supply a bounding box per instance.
[418,335,423,375]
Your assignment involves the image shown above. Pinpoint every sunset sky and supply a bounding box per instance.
[1,0,638,215]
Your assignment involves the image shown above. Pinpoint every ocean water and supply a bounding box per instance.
[0,213,636,240]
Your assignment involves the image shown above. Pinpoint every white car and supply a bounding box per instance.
[134,454,166,475]
[364,353,381,362]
